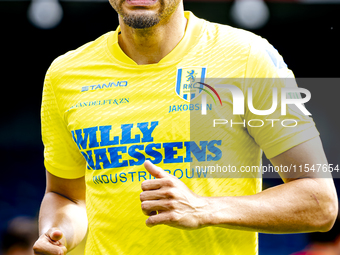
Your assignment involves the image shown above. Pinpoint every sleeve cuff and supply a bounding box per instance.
[44,160,85,179]
[263,126,320,159]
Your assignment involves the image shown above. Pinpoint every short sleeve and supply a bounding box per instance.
[41,68,86,179]
[244,37,319,159]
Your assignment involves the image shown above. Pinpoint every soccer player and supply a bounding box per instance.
[33,0,338,254]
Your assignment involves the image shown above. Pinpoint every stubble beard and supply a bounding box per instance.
[123,13,161,29]
[116,0,178,29]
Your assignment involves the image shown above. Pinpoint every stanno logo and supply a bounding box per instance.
[81,81,128,92]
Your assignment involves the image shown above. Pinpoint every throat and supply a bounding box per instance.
[117,12,187,65]
[119,33,172,65]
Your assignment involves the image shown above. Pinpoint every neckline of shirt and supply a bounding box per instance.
[105,11,206,69]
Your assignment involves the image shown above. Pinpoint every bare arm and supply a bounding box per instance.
[141,137,338,233]
[33,172,87,254]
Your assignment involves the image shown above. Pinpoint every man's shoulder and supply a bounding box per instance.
[205,19,287,72]
[49,31,113,74]
[203,19,265,51]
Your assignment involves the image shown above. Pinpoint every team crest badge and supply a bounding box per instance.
[175,67,207,102]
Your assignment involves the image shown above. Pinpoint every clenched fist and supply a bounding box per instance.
[33,228,67,255]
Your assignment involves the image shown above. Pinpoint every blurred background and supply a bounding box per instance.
[0,0,339,254]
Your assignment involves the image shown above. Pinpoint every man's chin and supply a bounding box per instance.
[122,13,160,29]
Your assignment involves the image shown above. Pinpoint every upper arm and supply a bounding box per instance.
[269,136,332,181]
[46,171,86,205]
[269,137,338,230]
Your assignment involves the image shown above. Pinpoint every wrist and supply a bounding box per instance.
[198,196,232,228]
[197,196,217,228]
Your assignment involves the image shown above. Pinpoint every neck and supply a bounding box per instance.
[118,5,187,65]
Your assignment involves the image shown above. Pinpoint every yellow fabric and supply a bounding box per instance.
[41,11,318,255]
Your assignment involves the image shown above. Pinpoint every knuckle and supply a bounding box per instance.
[58,249,66,255]
[146,218,155,227]
[169,213,179,222]
[169,213,175,221]
[139,192,145,201]
[32,235,66,255]
[141,181,148,190]
[163,178,174,187]
[164,189,174,198]
[32,243,39,252]
[165,200,174,209]
[141,201,148,210]
[148,217,155,224]
[33,238,44,251]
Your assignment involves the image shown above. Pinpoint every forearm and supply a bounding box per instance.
[39,191,88,250]
[142,139,338,232]
[202,178,337,233]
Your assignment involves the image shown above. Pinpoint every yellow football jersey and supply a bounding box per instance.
[41,11,319,255]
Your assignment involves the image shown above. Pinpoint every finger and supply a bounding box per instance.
[141,178,175,191]
[146,212,173,227]
[45,228,67,253]
[144,160,169,178]
[140,189,174,201]
[141,179,163,191]
[33,234,67,255]
[34,243,66,255]
[49,229,63,242]
[141,200,174,212]
[45,228,65,246]
[140,190,163,201]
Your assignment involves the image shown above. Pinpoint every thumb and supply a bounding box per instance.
[47,228,64,243]
[144,160,168,178]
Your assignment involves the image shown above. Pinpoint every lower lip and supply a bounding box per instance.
[126,0,157,6]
